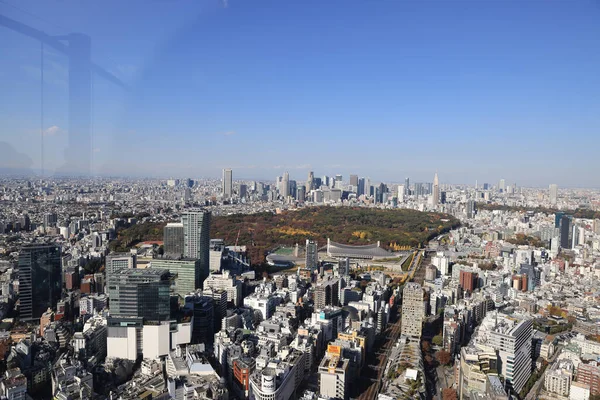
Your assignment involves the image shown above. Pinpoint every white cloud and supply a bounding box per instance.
[44,125,61,136]
[217,131,236,136]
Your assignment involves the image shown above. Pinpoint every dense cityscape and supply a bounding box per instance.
[0,170,599,400]
[2,0,600,399]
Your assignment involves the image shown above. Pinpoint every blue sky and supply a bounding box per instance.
[1,0,599,187]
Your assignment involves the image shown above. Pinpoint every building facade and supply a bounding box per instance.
[18,244,62,321]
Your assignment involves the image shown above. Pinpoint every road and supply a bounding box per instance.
[357,315,403,400]
[524,345,562,400]
[356,251,425,399]
[353,250,427,400]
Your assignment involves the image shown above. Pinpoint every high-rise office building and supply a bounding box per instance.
[489,317,533,394]
[467,200,477,218]
[307,171,314,191]
[499,179,506,193]
[281,172,290,197]
[349,174,358,187]
[560,215,572,249]
[150,258,205,298]
[239,184,247,199]
[357,178,365,196]
[305,240,318,270]
[184,292,215,345]
[182,209,211,278]
[404,177,410,196]
[432,172,440,206]
[108,268,171,321]
[397,185,405,202]
[296,185,306,202]
[333,174,343,189]
[163,222,184,256]
[315,279,339,310]
[18,244,62,321]
[459,271,478,292]
[43,213,58,228]
[364,178,371,197]
[549,184,558,206]
[401,283,424,339]
[222,168,233,198]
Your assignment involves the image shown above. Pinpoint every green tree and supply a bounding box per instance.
[432,335,443,346]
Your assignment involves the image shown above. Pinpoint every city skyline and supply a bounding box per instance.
[3,1,600,398]
[1,1,599,186]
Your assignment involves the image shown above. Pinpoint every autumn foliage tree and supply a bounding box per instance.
[436,350,452,366]
[442,388,458,400]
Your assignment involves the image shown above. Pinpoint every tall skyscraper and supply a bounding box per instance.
[222,168,233,198]
[182,209,211,279]
[108,268,171,321]
[466,199,477,218]
[349,174,358,187]
[404,177,410,196]
[401,283,424,339]
[239,184,247,199]
[18,244,62,321]
[489,317,533,394]
[397,185,405,202]
[499,179,506,193]
[296,185,306,202]
[549,184,558,206]
[357,178,365,196]
[559,215,572,249]
[164,222,184,256]
[432,172,440,206]
[307,171,314,191]
[281,171,290,197]
[305,239,318,270]
[364,177,371,197]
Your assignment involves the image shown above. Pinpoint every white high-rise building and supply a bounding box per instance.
[432,172,439,206]
[489,316,533,394]
[401,283,424,339]
[499,179,506,193]
[549,183,558,205]
[222,168,233,198]
[397,185,405,203]
[281,172,290,197]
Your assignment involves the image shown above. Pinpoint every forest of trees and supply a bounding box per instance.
[110,206,460,267]
[210,207,460,266]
